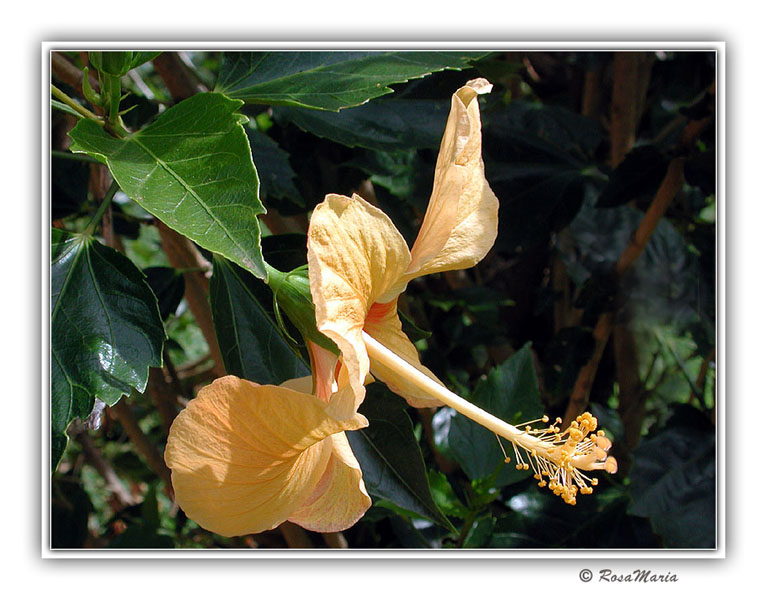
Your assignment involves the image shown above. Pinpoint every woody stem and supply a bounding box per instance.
[361,331,537,449]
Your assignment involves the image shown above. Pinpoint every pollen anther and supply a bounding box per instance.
[503,411,617,505]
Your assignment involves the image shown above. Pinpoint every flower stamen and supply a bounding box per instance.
[494,433,512,464]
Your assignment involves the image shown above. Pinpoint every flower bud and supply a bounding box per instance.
[265,264,338,355]
[88,52,137,77]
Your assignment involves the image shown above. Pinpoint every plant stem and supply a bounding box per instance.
[51,84,102,121]
[84,180,119,235]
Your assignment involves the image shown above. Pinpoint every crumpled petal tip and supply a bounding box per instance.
[465,77,493,95]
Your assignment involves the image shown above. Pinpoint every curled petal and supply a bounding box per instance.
[405,78,498,280]
[364,300,443,408]
[308,193,411,418]
[164,375,367,536]
[289,433,371,532]
[306,341,339,402]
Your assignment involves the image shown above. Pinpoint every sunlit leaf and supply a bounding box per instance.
[69,92,267,279]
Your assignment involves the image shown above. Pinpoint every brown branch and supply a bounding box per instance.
[613,322,645,450]
[77,431,137,510]
[581,67,602,120]
[156,220,227,379]
[563,157,686,427]
[564,312,614,426]
[552,229,581,333]
[109,398,174,501]
[162,348,187,397]
[146,367,181,435]
[609,52,655,167]
[278,522,313,548]
[51,52,100,96]
[322,532,348,549]
[152,52,205,100]
[615,158,685,274]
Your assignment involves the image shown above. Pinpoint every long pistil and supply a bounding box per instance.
[361,331,617,504]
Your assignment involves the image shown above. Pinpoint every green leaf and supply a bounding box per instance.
[209,255,309,384]
[483,100,601,252]
[462,514,496,548]
[628,405,716,548]
[216,51,488,111]
[245,127,304,213]
[143,266,185,320]
[346,384,456,532]
[127,52,162,71]
[448,343,545,487]
[51,99,85,119]
[69,92,268,279]
[51,230,165,468]
[274,98,448,151]
[426,470,469,519]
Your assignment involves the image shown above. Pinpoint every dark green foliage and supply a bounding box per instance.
[143,266,185,320]
[274,99,448,151]
[628,405,716,548]
[348,384,456,533]
[448,344,545,487]
[483,100,602,252]
[209,255,309,384]
[51,230,165,468]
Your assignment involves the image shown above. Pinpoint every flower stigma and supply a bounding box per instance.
[361,331,617,505]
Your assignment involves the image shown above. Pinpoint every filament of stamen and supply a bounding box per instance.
[494,433,512,464]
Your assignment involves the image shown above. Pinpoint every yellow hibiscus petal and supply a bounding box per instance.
[280,374,314,395]
[406,78,498,279]
[308,193,411,418]
[164,375,367,537]
[364,299,444,408]
[288,432,371,532]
